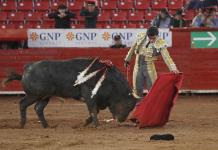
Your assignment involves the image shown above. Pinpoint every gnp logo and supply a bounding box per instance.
[111,32,133,40]
[30,32,39,41]
[66,32,75,41]
[102,32,111,41]
[74,32,97,41]
[38,32,62,41]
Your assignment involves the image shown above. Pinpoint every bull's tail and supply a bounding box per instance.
[1,70,22,88]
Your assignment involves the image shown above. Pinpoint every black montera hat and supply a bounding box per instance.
[147,26,159,36]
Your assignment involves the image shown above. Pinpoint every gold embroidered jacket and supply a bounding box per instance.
[125,33,177,71]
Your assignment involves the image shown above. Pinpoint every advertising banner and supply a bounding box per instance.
[28,29,172,48]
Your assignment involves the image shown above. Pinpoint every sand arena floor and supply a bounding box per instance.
[0,95,218,150]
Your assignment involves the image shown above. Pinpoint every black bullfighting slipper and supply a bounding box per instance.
[150,134,175,141]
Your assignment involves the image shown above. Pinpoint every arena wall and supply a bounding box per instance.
[0,28,218,93]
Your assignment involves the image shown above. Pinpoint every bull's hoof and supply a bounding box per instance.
[92,120,99,128]
[84,117,93,127]
[83,116,99,128]
[37,120,48,128]
[88,123,99,128]
[42,123,48,128]
[20,122,25,129]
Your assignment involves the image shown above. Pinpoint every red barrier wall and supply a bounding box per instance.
[0,29,27,41]
[0,28,218,92]
[0,47,218,92]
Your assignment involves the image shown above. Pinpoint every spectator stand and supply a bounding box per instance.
[0,0,199,29]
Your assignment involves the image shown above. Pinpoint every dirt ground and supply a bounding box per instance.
[0,95,218,150]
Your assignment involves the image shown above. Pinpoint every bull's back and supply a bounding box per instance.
[21,58,93,97]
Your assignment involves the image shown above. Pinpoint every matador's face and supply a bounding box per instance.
[148,35,157,43]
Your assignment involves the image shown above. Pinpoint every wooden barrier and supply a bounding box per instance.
[0,29,27,41]
[0,47,218,92]
[0,28,218,93]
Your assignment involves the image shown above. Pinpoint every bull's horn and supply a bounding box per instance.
[132,92,143,100]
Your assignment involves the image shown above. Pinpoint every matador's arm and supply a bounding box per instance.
[156,38,178,71]
[161,48,178,71]
[124,41,137,62]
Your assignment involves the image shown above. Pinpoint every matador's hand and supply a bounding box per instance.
[171,69,179,74]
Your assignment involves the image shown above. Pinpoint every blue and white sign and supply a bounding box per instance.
[28,29,172,48]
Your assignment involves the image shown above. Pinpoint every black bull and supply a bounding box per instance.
[4,58,137,128]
